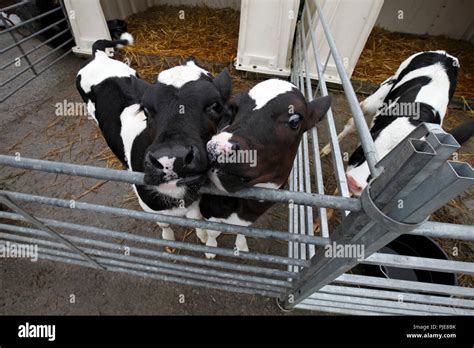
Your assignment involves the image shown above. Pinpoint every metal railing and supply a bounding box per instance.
[284,0,474,315]
[0,0,73,102]
[1,0,473,315]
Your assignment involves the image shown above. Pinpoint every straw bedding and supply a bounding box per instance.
[120,5,240,81]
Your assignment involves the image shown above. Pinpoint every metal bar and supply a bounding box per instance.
[393,161,474,223]
[303,2,351,209]
[314,51,331,98]
[0,212,299,279]
[0,221,305,268]
[364,253,474,275]
[318,285,474,309]
[0,1,29,12]
[0,6,62,35]
[302,293,471,315]
[0,190,324,248]
[27,250,282,298]
[409,221,474,241]
[0,195,104,270]
[296,25,307,263]
[0,237,286,293]
[336,274,474,297]
[291,37,301,272]
[299,13,330,239]
[299,297,438,315]
[298,18,325,240]
[0,28,72,71]
[288,166,294,274]
[296,302,391,315]
[313,0,380,177]
[1,48,72,103]
[0,16,38,75]
[383,130,460,214]
[367,139,436,206]
[0,155,362,211]
[1,17,68,54]
[1,37,74,87]
[288,42,298,273]
[282,126,473,308]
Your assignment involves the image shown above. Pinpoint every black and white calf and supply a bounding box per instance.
[76,34,233,242]
[198,79,331,257]
[322,50,459,196]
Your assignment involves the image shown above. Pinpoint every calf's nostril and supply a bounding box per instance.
[231,142,240,151]
[184,147,194,165]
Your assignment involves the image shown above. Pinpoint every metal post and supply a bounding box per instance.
[282,126,474,308]
[0,195,105,269]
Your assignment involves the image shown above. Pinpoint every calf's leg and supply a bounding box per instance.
[205,230,222,259]
[235,234,249,253]
[157,222,176,253]
[320,117,356,157]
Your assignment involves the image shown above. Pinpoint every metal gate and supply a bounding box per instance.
[0,0,73,103]
[1,0,473,315]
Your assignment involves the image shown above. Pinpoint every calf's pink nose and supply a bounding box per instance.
[346,174,363,196]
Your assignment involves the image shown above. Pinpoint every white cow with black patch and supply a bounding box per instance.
[322,50,459,196]
[76,34,233,243]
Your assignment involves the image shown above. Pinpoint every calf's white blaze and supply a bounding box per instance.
[157,60,210,88]
[158,156,176,171]
[248,79,294,110]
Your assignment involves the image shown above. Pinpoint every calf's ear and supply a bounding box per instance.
[217,92,242,131]
[306,95,331,130]
[214,68,232,101]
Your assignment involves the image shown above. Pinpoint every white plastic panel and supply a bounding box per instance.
[376,0,474,44]
[235,0,300,76]
[305,0,384,84]
[63,0,111,55]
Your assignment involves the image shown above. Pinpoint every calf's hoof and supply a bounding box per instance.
[205,252,216,259]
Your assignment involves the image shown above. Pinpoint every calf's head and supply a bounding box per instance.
[206,79,331,192]
[141,60,232,193]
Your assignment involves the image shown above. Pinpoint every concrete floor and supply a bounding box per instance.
[1,34,473,315]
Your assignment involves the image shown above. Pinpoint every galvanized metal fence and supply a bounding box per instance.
[0,0,73,102]
[1,0,473,315]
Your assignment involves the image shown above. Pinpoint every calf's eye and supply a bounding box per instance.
[288,114,302,129]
